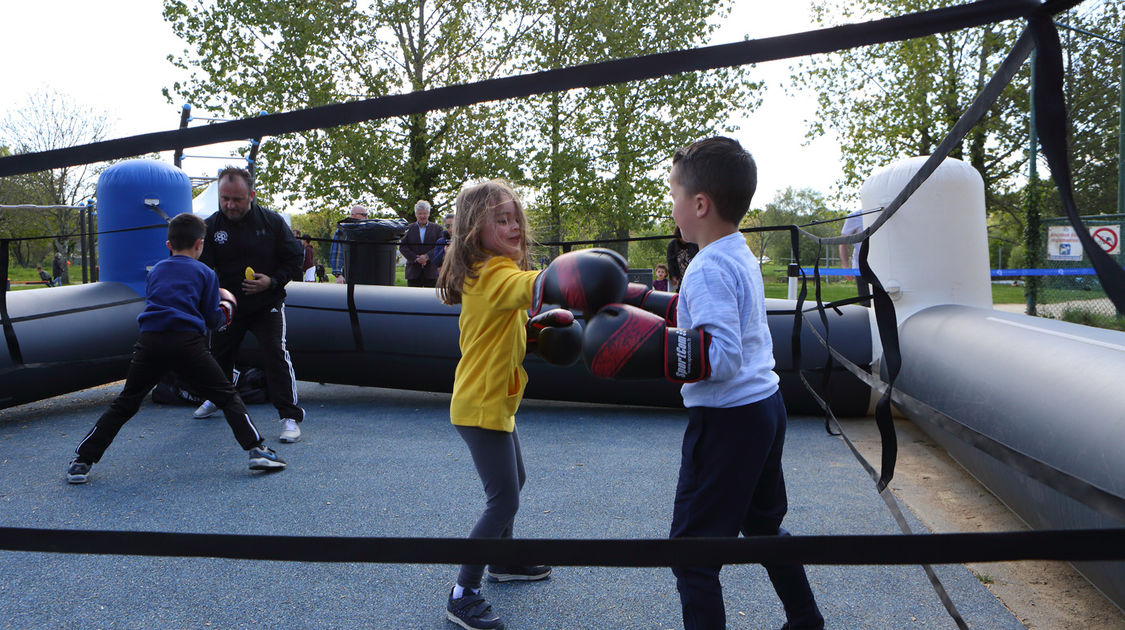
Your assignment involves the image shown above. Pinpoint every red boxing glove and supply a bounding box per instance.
[531,248,628,318]
[623,282,678,326]
[582,303,710,383]
[526,308,582,366]
[217,287,237,331]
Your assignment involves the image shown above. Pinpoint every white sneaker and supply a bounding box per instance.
[193,400,218,419]
[279,418,301,443]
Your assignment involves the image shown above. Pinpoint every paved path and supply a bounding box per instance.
[1,382,1023,629]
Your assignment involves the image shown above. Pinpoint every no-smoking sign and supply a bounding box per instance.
[1090,225,1120,255]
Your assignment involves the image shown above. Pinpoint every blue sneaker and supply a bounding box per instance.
[248,445,286,471]
[66,459,92,484]
[446,587,503,630]
[485,565,551,582]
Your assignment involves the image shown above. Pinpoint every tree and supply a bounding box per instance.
[0,145,52,267]
[163,0,534,217]
[794,1,1122,277]
[795,1,1028,207]
[516,0,760,263]
[1052,1,1123,218]
[751,187,840,265]
[0,89,111,277]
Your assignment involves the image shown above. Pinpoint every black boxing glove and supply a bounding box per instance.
[531,248,628,318]
[622,282,678,326]
[582,303,710,383]
[526,309,582,366]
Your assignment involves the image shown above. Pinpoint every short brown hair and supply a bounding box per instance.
[168,213,206,250]
[217,166,253,189]
[672,136,756,225]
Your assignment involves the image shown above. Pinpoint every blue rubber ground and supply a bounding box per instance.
[0,382,1024,629]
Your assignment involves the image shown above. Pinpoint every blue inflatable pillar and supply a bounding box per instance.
[96,160,192,295]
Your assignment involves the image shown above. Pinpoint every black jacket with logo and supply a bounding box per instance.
[200,202,304,315]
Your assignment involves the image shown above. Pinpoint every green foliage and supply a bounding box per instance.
[516,0,759,262]
[794,0,1122,290]
[1051,2,1125,219]
[163,0,757,268]
[796,0,1029,207]
[0,90,111,273]
[163,0,532,216]
[748,187,843,265]
[1057,306,1125,332]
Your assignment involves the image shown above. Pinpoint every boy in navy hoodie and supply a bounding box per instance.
[67,213,285,484]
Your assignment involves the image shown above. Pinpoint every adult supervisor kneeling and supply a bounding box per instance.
[193,166,308,444]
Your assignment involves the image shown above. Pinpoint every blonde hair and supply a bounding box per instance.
[437,180,531,305]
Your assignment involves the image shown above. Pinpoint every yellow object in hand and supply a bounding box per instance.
[245,266,255,280]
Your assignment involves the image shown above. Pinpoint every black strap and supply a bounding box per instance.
[345,280,364,352]
[0,240,24,367]
[802,313,1125,525]
[857,240,900,492]
[2,525,1121,567]
[0,0,1041,178]
[823,401,967,629]
[1029,16,1125,314]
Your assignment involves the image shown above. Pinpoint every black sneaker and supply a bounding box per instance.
[249,445,287,471]
[446,587,504,630]
[485,565,551,582]
[66,459,92,484]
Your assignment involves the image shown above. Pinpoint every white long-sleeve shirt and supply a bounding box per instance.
[677,231,779,409]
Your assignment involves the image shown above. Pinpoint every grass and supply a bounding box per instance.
[5,266,57,291]
[1057,307,1125,332]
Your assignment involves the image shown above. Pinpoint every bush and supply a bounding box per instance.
[1058,307,1125,332]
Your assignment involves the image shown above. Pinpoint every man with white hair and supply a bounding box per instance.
[399,200,440,288]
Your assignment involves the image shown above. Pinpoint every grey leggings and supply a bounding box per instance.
[455,425,526,589]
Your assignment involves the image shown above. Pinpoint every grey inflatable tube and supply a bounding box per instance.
[2,283,872,415]
[894,304,1125,608]
[0,283,143,408]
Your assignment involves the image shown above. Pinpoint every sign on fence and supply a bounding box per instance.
[1047,225,1121,260]
[1090,226,1120,255]
[1048,226,1083,261]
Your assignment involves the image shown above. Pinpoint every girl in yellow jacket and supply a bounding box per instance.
[437,179,551,630]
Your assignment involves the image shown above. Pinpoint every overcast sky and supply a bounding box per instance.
[0,0,844,210]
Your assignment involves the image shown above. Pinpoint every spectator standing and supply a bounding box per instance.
[52,253,65,286]
[300,234,316,281]
[400,200,441,288]
[666,225,699,292]
[193,166,307,444]
[433,213,455,270]
[330,204,369,283]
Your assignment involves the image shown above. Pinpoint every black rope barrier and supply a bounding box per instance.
[2,526,1122,566]
[0,0,1039,178]
[2,2,1119,625]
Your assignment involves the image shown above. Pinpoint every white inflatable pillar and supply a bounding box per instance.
[861,156,992,324]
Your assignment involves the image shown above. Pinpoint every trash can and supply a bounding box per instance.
[626,268,653,288]
[337,219,408,286]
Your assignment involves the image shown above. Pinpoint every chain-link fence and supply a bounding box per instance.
[1032,214,1124,318]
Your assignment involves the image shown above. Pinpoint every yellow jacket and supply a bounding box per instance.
[450,256,538,431]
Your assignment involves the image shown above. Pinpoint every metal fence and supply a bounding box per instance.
[1031,214,1124,319]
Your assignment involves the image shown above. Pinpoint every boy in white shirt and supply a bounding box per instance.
[583,136,824,629]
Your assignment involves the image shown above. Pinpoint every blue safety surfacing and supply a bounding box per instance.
[0,382,1023,629]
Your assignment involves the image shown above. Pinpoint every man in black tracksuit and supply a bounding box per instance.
[198,166,307,443]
